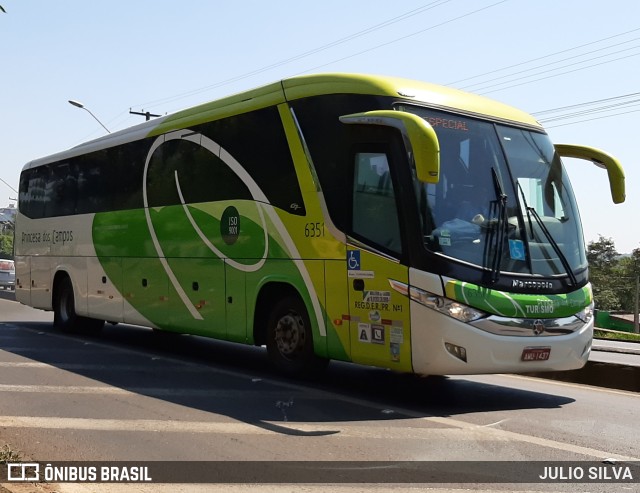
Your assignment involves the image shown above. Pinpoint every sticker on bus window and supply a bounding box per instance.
[509,239,526,261]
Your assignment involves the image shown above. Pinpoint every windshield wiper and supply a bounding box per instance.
[515,182,534,273]
[486,168,508,283]
[517,182,576,285]
[524,206,578,287]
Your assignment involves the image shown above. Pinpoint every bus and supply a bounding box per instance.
[15,73,625,376]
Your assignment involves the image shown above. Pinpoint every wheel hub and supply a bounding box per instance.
[275,313,305,356]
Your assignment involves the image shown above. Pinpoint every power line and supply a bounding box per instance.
[287,1,509,79]
[124,3,638,131]
[447,27,640,86]
[544,108,640,129]
[526,91,640,128]
[477,50,640,95]
[538,99,640,123]
[136,0,511,115]
[469,43,640,94]
[133,0,453,110]
[532,91,640,116]
[457,36,640,91]
[0,177,17,194]
[154,0,509,117]
[443,27,640,128]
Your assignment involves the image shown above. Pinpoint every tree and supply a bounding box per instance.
[617,248,640,312]
[629,247,640,275]
[0,233,13,260]
[587,236,621,311]
[587,235,618,271]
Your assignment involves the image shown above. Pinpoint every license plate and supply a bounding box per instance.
[521,347,551,361]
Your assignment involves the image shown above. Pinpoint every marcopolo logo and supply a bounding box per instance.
[512,279,554,290]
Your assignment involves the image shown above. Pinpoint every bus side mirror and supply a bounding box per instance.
[339,110,440,183]
[555,144,625,204]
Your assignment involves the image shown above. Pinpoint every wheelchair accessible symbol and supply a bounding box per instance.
[348,250,361,270]
[508,239,526,261]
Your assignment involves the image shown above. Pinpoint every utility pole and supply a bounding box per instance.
[634,275,639,334]
[129,109,162,121]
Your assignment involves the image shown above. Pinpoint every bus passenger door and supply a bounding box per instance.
[346,142,412,372]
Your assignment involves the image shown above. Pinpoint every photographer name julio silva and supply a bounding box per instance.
[539,465,633,481]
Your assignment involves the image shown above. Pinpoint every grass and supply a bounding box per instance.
[0,443,22,463]
[594,329,640,343]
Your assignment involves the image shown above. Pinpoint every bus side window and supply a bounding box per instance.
[19,166,48,219]
[351,152,401,254]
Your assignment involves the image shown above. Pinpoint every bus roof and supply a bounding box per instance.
[154,73,542,135]
[283,73,542,129]
[23,73,542,170]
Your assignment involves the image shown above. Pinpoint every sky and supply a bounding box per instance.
[1,0,639,252]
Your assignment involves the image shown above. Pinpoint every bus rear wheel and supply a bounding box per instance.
[54,276,104,334]
[266,296,327,376]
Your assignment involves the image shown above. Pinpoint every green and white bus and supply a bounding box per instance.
[15,73,625,376]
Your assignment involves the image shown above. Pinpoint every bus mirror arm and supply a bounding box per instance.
[339,110,440,184]
[555,144,625,204]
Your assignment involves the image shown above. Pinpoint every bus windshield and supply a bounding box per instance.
[400,106,587,280]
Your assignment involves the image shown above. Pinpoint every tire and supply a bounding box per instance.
[54,277,79,332]
[53,276,104,334]
[266,295,327,376]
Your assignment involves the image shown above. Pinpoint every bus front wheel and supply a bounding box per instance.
[266,295,327,376]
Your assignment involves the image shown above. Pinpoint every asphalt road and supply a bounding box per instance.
[1,298,639,493]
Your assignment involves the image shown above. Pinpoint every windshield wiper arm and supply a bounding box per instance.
[526,206,578,287]
[515,182,535,273]
[488,168,508,283]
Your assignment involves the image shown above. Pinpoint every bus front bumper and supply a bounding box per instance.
[410,302,593,376]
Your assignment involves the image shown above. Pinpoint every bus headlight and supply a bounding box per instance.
[575,302,594,323]
[408,285,486,323]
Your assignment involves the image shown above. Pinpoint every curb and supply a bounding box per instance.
[526,359,639,393]
[592,344,640,356]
